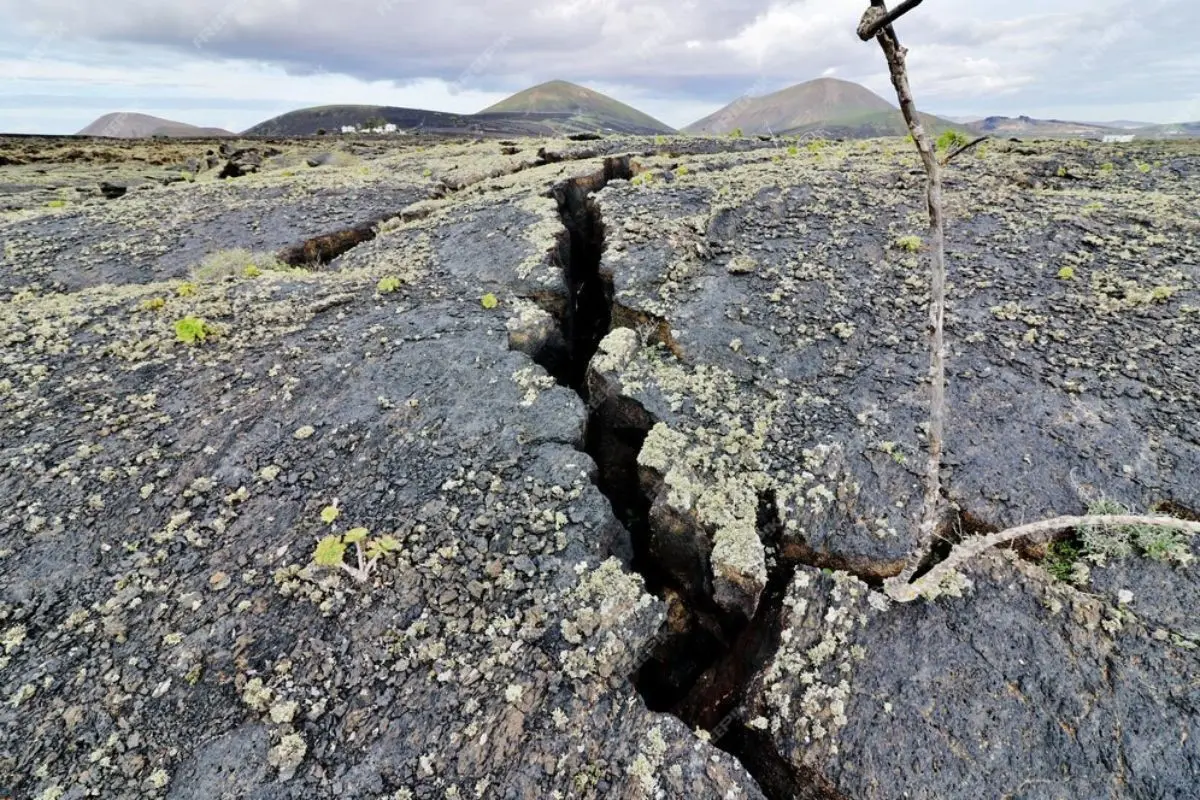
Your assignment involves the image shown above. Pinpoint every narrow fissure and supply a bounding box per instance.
[275,144,605,268]
[533,157,813,799]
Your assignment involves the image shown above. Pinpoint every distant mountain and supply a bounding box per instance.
[245,81,674,137]
[78,113,233,138]
[683,78,895,135]
[244,105,483,137]
[781,109,962,139]
[1089,120,1155,129]
[1132,121,1200,137]
[967,116,1118,137]
[477,80,673,134]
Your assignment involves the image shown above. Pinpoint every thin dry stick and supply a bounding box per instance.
[858,6,1200,603]
[942,135,989,165]
[885,516,1200,602]
[859,6,946,583]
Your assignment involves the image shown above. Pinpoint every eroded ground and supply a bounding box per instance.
[1,133,1198,799]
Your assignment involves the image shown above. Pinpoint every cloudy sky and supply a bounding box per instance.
[1,0,1197,134]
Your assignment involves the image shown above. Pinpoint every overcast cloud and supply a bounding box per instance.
[1,0,1197,133]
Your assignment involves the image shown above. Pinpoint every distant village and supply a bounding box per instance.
[339,122,404,135]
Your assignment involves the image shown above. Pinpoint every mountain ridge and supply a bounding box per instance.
[683,78,895,135]
[478,80,673,134]
[77,112,233,138]
[246,80,673,137]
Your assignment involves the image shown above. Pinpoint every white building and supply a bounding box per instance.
[1102,134,1135,143]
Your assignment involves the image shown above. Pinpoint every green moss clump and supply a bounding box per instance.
[1080,499,1194,565]
[936,130,969,152]
[1043,539,1084,583]
[174,317,210,345]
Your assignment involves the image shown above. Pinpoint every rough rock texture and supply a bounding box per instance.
[583,137,1200,797]
[1,132,1199,799]
[0,135,762,799]
[744,551,1200,799]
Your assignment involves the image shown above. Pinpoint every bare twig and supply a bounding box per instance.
[941,135,990,165]
[884,516,1200,602]
[859,5,947,583]
[857,5,1200,604]
[857,0,925,40]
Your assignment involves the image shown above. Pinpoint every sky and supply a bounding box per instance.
[1,0,1197,134]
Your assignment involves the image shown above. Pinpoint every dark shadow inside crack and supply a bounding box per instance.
[907,506,981,582]
[548,156,632,389]
[275,218,382,267]
[1152,499,1200,522]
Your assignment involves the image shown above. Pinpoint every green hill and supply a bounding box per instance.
[244,81,675,138]
[478,80,673,135]
[782,109,963,139]
[683,78,895,136]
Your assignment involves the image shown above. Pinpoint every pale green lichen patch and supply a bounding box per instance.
[756,569,878,760]
[590,327,641,375]
[510,365,557,407]
[267,732,307,780]
[559,558,662,683]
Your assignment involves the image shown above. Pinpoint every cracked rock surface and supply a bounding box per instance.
[1,133,1199,799]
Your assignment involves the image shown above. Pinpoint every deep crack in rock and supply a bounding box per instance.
[532,156,815,799]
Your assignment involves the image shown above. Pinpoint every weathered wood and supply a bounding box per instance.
[857,0,925,40]
[885,515,1200,602]
[942,135,990,165]
[860,5,947,583]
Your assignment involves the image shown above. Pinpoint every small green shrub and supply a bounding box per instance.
[1099,162,1114,173]
[1136,161,1152,174]
[787,146,799,157]
[1043,539,1085,583]
[176,282,198,298]
[729,127,743,138]
[1058,266,1076,280]
[895,235,922,253]
[481,293,499,310]
[674,165,689,177]
[140,297,167,312]
[936,130,970,152]
[312,503,401,583]
[46,200,66,209]
[377,276,403,294]
[1080,499,1193,565]
[174,317,210,345]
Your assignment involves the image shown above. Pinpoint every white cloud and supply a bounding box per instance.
[0,0,1197,133]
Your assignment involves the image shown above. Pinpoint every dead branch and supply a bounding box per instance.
[859,5,947,584]
[941,135,990,165]
[884,515,1200,603]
